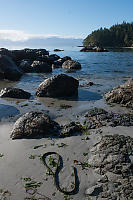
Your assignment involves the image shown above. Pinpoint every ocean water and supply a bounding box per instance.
[0,47,133,101]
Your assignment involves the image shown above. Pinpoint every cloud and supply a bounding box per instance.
[0,30,83,41]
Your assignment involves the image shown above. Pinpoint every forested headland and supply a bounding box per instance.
[83,22,133,47]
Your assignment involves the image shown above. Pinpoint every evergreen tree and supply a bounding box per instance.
[83,22,133,47]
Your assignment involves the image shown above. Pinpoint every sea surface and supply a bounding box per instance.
[0,46,133,102]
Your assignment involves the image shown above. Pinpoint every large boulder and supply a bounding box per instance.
[36,74,79,97]
[10,111,60,139]
[0,88,31,99]
[31,61,52,73]
[62,60,81,70]
[104,78,133,108]
[0,55,23,81]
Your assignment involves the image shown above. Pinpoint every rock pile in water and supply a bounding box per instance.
[0,48,81,81]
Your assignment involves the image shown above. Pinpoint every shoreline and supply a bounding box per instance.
[0,95,133,199]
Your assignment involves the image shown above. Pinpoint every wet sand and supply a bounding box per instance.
[0,94,133,199]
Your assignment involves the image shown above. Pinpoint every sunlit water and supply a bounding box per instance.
[0,47,133,101]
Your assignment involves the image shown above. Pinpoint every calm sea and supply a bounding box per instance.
[0,46,133,101]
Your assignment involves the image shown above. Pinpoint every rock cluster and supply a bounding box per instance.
[104,78,133,108]
[83,107,133,129]
[0,48,81,81]
[80,46,108,52]
[87,134,133,200]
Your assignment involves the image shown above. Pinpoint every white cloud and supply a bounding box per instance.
[0,30,83,41]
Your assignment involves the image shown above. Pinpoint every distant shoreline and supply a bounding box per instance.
[107,47,133,49]
[77,46,133,49]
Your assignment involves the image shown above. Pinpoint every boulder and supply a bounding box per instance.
[19,59,32,73]
[52,58,64,69]
[62,56,72,61]
[47,54,60,63]
[10,111,60,139]
[62,60,81,70]
[0,55,23,81]
[104,78,133,108]
[31,61,52,73]
[0,88,31,99]
[36,74,79,97]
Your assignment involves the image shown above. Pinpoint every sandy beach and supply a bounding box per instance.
[0,94,133,200]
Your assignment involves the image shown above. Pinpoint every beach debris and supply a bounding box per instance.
[0,153,4,158]
[41,152,78,195]
[104,78,133,108]
[21,103,29,107]
[59,104,72,109]
[36,74,79,98]
[33,145,43,149]
[0,188,11,199]
[57,143,68,148]
[10,111,60,139]
[29,155,36,159]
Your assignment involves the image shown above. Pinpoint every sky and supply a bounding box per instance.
[0,0,133,41]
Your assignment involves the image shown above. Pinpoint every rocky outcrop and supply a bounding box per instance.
[0,55,23,81]
[62,60,81,70]
[10,111,60,139]
[80,46,108,52]
[54,49,64,52]
[12,48,49,63]
[0,88,31,99]
[87,134,133,200]
[36,74,79,97]
[83,107,133,128]
[104,78,133,108]
[31,61,52,73]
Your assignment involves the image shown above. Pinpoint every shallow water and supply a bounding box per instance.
[13,48,133,97]
[0,47,133,115]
